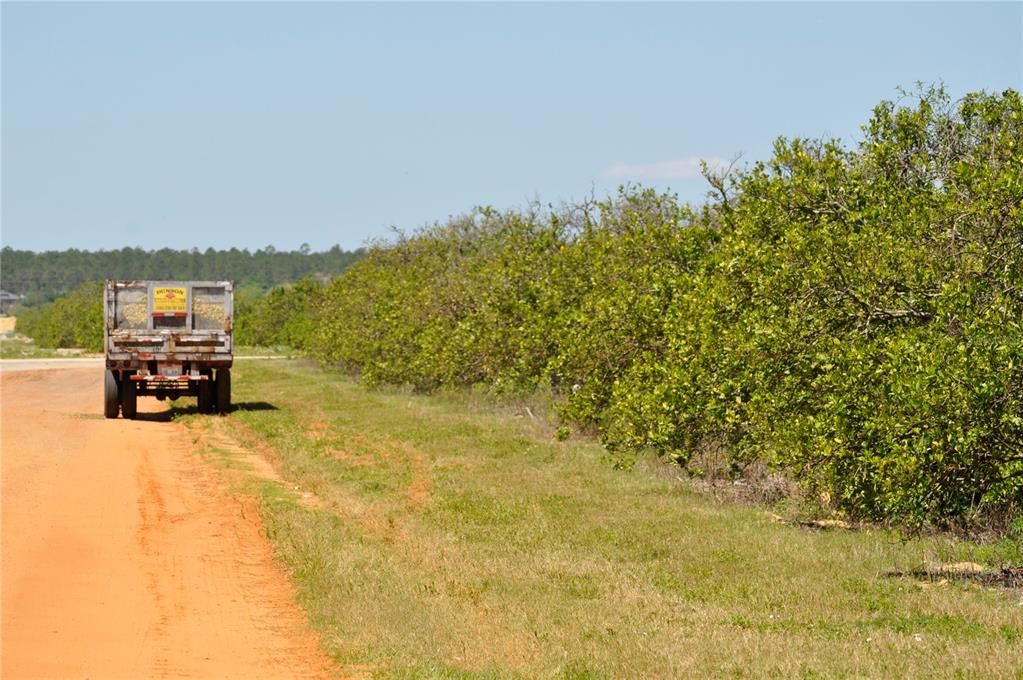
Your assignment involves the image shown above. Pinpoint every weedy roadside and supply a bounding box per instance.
[0,333,91,359]
[182,360,1023,680]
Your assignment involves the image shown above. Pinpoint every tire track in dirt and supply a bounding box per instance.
[1,368,337,679]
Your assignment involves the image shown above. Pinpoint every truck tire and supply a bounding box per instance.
[121,373,138,420]
[104,370,120,419]
[216,368,231,415]
[197,371,214,414]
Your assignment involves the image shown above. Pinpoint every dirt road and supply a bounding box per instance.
[1,368,335,679]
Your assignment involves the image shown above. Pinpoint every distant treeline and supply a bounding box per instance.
[0,245,363,304]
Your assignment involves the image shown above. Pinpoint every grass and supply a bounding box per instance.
[182,360,1023,679]
[233,343,300,357]
[0,333,76,359]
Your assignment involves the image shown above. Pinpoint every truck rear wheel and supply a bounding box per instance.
[104,370,120,419]
[121,373,138,419]
[197,370,214,414]
[216,368,231,415]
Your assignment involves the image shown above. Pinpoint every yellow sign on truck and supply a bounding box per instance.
[152,287,187,313]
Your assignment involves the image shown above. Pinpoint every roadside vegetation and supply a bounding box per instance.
[185,360,1023,679]
[0,335,86,359]
[234,276,324,350]
[14,280,105,352]
[0,315,73,359]
[303,87,1022,532]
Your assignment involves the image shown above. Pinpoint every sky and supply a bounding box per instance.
[2,2,1020,253]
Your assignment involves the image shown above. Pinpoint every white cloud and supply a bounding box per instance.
[602,156,731,181]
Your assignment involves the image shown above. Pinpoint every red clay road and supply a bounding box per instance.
[1,368,336,679]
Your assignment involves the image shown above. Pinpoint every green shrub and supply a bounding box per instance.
[235,277,325,349]
[605,88,1022,526]
[253,87,1023,528]
[15,280,104,352]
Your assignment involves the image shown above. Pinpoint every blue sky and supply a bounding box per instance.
[2,2,1020,252]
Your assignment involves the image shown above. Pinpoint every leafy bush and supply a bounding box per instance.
[235,277,325,349]
[15,280,104,352]
[607,88,1022,526]
[311,87,1022,529]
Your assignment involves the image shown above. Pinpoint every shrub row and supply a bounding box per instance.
[308,88,1022,528]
